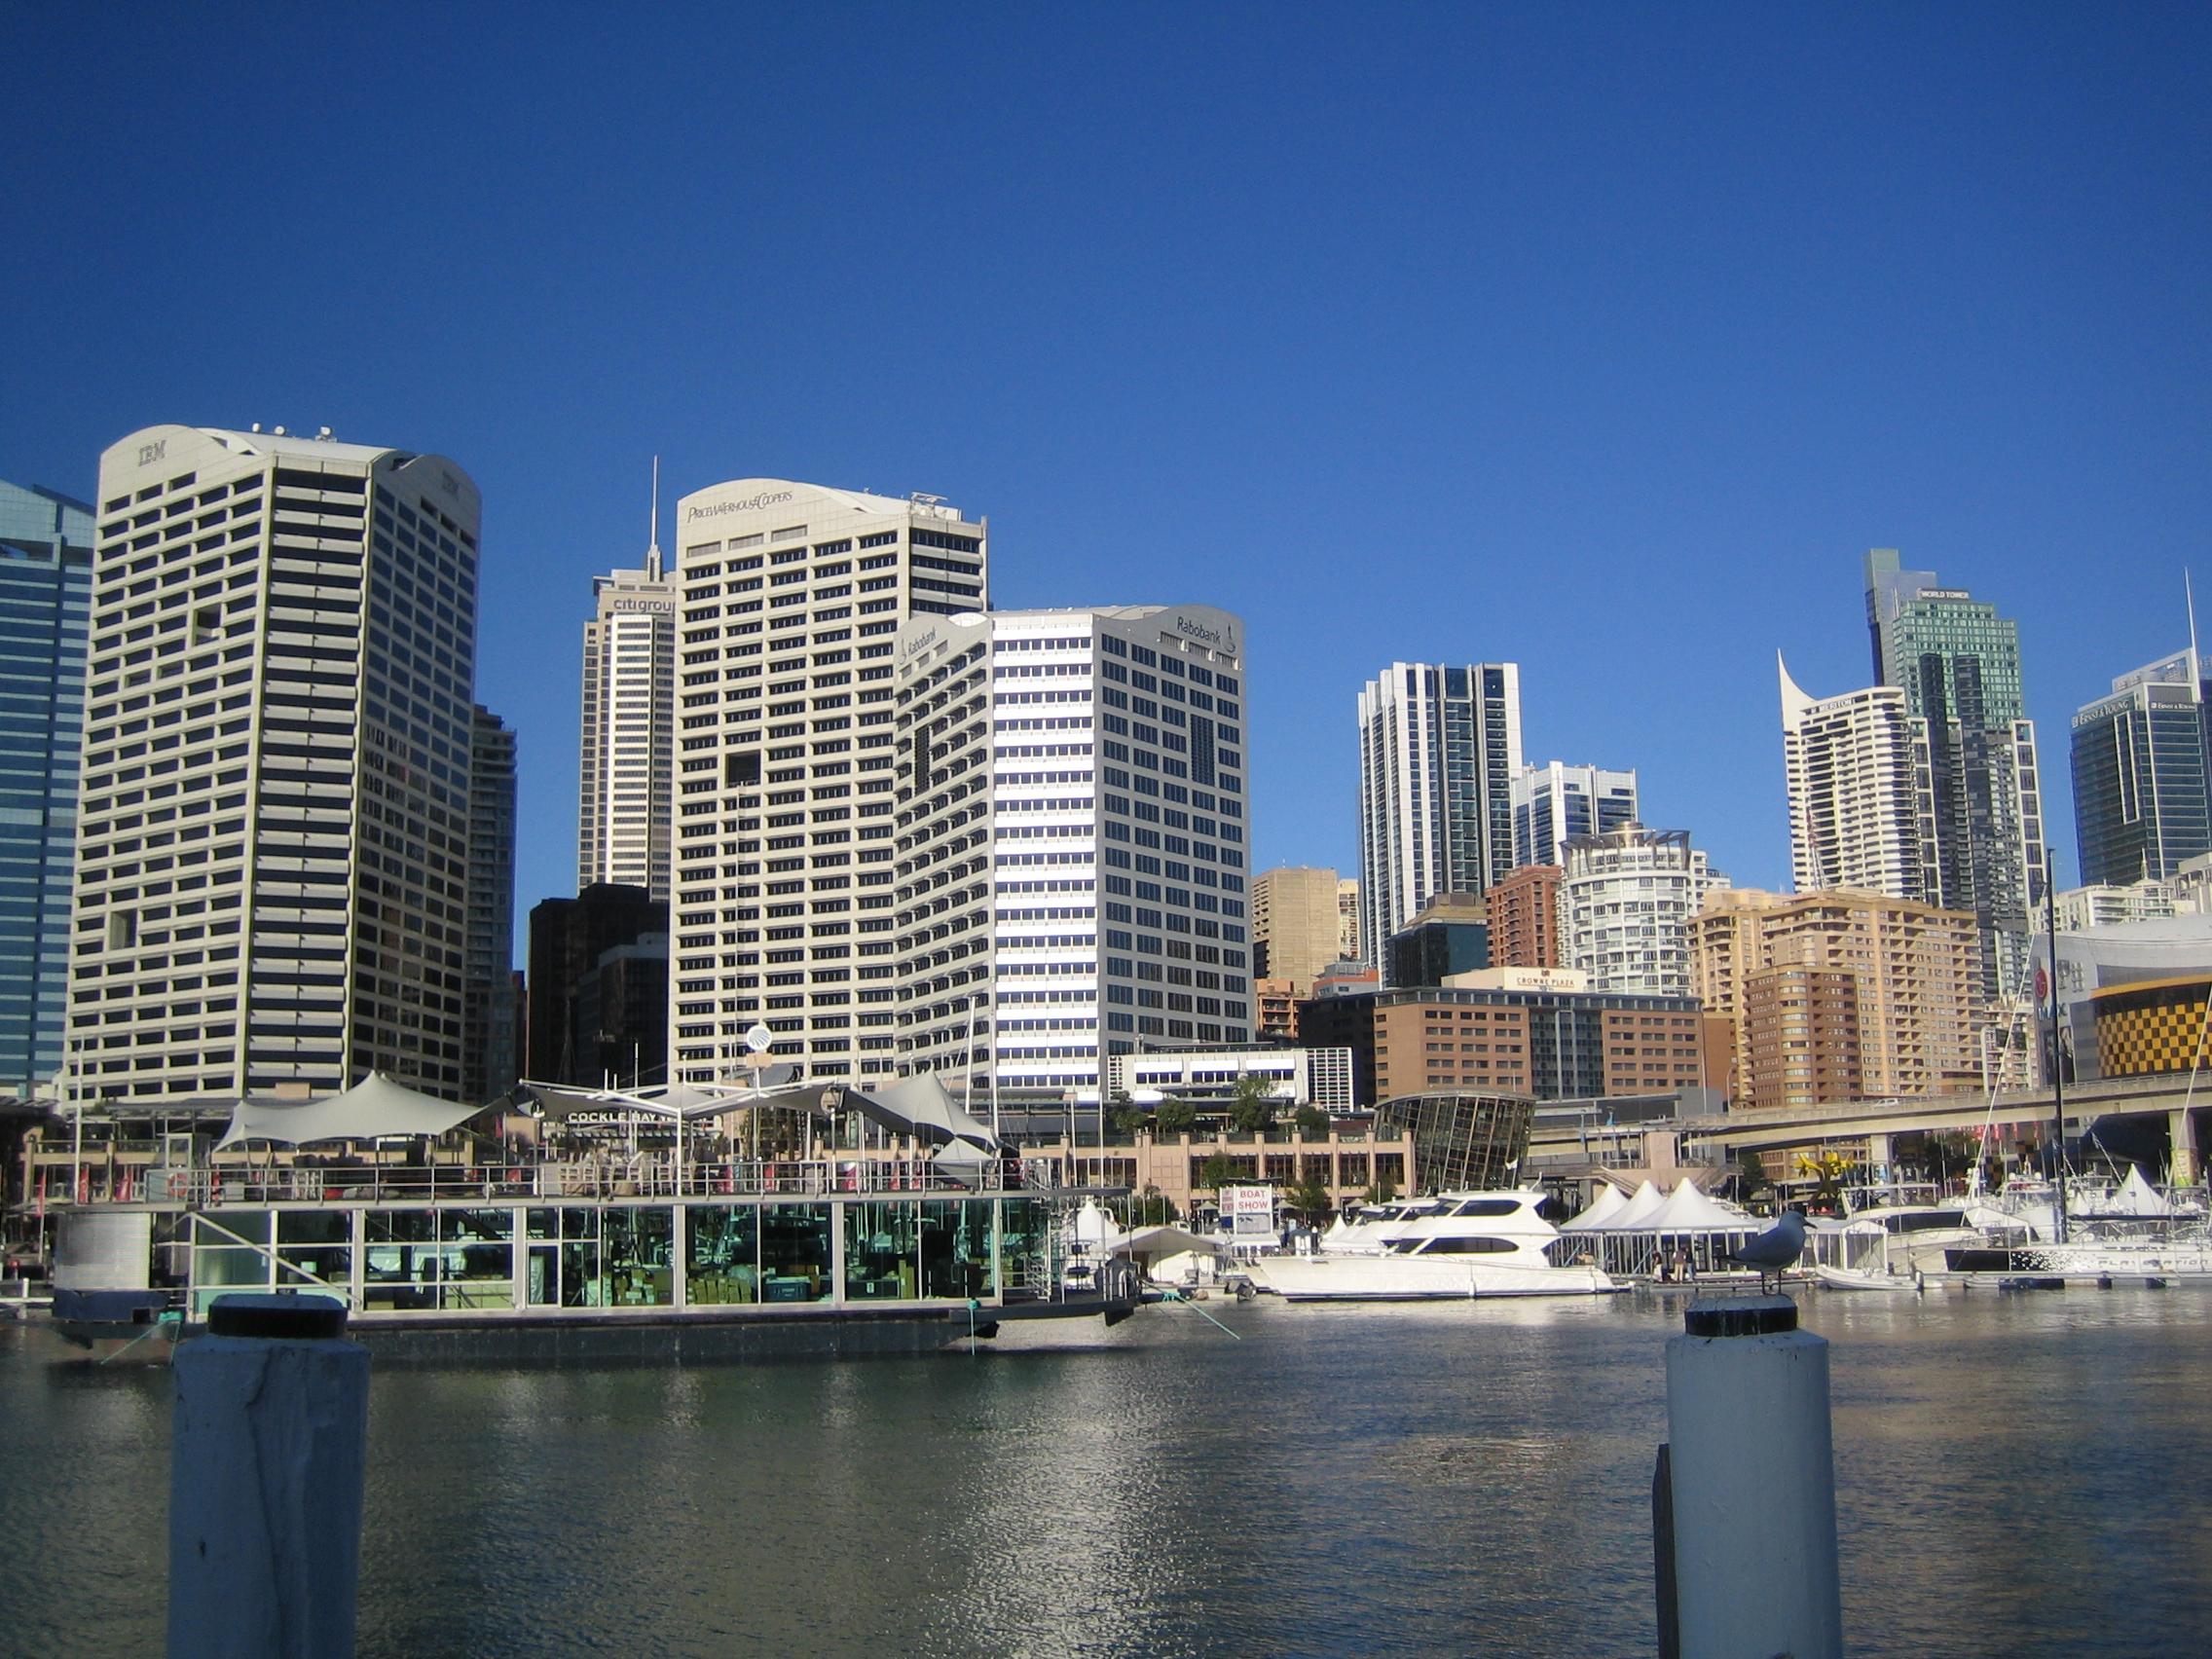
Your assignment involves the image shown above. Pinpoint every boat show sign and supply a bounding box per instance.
[1222,1184,1275,1238]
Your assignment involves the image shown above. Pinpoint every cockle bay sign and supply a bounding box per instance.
[686,490,794,522]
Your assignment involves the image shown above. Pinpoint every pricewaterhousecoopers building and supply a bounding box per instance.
[665,479,990,1091]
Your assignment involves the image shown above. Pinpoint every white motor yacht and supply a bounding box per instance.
[1251,1192,1617,1301]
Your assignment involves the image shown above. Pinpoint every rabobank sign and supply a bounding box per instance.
[1175,612,1239,657]
[685,490,795,522]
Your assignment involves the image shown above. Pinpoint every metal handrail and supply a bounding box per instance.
[64,1155,1057,1208]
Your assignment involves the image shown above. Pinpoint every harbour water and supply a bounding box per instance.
[3,1288,2207,1657]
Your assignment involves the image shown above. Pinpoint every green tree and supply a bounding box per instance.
[1289,1168,1334,1222]
[1227,1073,1276,1134]
[1199,1152,1236,1192]
[1110,1104,1151,1137]
[1155,1096,1198,1136]
[1362,1175,1398,1205]
[1129,1186,1178,1226]
[1292,1104,1331,1140]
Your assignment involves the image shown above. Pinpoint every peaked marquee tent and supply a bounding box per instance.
[217,1072,487,1148]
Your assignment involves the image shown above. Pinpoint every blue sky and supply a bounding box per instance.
[5,4,2207,938]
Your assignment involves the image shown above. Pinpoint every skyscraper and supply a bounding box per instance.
[577,469,677,901]
[1356,661,1522,971]
[527,882,665,1085]
[1252,866,1344,988]
[1559,826,1726,997]
[894,606,1253,1096]
[668,480,988,1089]
[464,707,519,1103]
[1511,760,1638,869]
[1779,656,1936,901]
[2071,648,2212,886]
[1864,548,2046,1001]
[73,425,483,1103]
[0,480,92,1094]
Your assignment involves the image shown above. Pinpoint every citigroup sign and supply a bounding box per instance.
[686,490,794,522]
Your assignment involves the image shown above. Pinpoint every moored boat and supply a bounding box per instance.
[1250,1191,1617,1301]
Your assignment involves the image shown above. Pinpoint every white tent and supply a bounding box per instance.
[217,1073,484,1148]
[2086,1165,2172,1218]
[523,1069,819,1124]
[1604,1179,1669,1232]
[1648,1180,1753,1233]
[1562,1182,1629,1233]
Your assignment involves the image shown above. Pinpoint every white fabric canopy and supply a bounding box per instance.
[1110,1225,1223,1263]
[1604,1180,1669,1232]
[2088,1166,2172,1218]
[522,1069,817,1124]
[217,1073,483,1148]
[1647,1180,1754,1233]
[1562,1183,1629,1233]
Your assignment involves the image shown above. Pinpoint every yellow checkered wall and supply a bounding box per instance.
[2094,981,2212,1078]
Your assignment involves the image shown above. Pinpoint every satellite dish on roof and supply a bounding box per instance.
[745,1023,775,1054]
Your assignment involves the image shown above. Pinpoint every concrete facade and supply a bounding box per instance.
[1691,887,1984,1105]
[1298,984,1715,1108]
[577,541,677,902]
[73,425,483,1104]
[893,606,1253,1097]
[668,480,987,1089]
[1780,657,1936,901]
[1251,865,1346,989]
[463,707,518,1103]
[1743,965,1863,1111]
[1560,826,1726,997]
[1486,863,1563,968]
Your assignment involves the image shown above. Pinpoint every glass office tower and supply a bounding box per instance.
[0,480,93,1094]
[2072,649,2212,886]
[1864,549,2046,1003]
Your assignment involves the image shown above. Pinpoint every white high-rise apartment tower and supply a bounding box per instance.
[73,425,486,1104]
[1356,661,1522,965]
[894,607,1253,1096]
[669,480,987,1088]
[1560,826,1727,997]
[578,464,677,901]
[1779,654,1937,901]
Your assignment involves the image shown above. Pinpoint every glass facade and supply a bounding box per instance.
[2071,668,2212,887]
[0,480,92,1094]
[1863,549,2044,1002]
[183,1197,1023,1316]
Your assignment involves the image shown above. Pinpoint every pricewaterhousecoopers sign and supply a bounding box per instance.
[685,490,795,521]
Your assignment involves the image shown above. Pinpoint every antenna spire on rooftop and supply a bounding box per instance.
[2188,569,2200,679]
[646,456,664,579]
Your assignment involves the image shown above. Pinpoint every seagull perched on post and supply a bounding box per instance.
[1726,1208,1813,1293]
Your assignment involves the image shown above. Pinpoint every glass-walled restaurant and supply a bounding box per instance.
[178,1197,1052,1319]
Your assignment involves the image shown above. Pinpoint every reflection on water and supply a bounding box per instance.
[4,1289,2209,1657]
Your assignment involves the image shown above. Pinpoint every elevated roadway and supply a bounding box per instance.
[1672,1072,2205,1181]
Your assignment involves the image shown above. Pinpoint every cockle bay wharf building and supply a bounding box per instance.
[20,1071,1146,1360]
